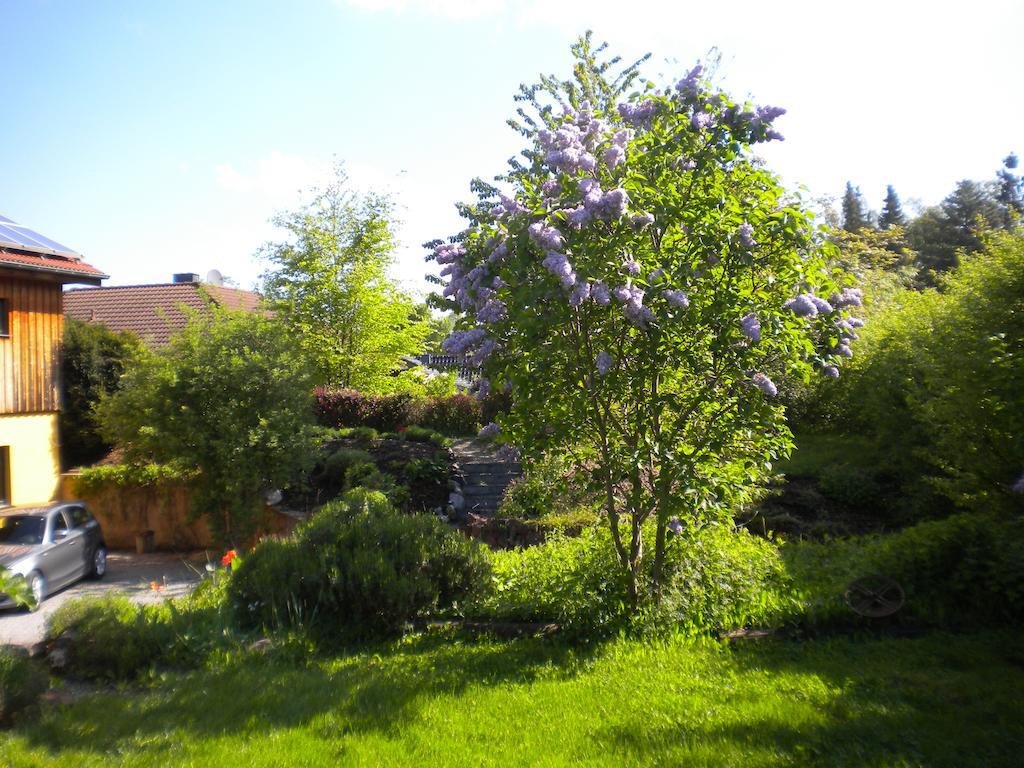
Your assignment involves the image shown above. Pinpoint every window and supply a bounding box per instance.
[0,447,9,507]
[0,298,8,337]
[67,505,90,528]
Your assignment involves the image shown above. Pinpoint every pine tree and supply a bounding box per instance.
[878,185,906,229]
[841,181,872,233]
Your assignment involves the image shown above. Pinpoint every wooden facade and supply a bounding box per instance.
[0,272,63,414]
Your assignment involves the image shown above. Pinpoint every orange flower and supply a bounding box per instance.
[221,549,238,567]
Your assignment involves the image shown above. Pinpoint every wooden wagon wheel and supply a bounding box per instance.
[844,574,905,618]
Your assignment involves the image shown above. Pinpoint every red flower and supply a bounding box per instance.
[221,549,238,567]
[397,426,407,433]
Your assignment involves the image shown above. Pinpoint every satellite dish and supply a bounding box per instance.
[206,269,224,286]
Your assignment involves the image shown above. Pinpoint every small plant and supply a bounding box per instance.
[0,568,36,611]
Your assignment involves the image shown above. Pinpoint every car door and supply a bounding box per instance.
[47,509,86,589]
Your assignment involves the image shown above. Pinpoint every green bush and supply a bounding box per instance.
[818,464,884,509]
[45,577,240,681]
[47,594,171,681]
[471,522,787,638]
[784,512,1024,628]
[0,648,47,725]
[229,489,491,639]
[499,455,597,521]
[401,425,449,447]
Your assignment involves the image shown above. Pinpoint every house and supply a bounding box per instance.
[0,215,106,507]
[63,273,263,347]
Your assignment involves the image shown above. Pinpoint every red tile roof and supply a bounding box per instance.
[63,283,265,346]
[0,247,107,283]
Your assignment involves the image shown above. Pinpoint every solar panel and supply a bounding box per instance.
[0,216,79,258]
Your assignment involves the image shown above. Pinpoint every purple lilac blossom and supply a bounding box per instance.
[470,338,498,366]
[475,378,491,399]
[848,317,865,328]
[631,212,655,230]
[592,281,611,305]
[476,299,507,324]
[785,294,819,318]
[603,144,626,169]
[822,365,840,379]
[667,517,685,535]
[810,295,834,314]
[740,312,761,342]
[496,445,521,463]
[613,285,632,303]
[596,351,614,375]
[541,179,561,196]
[569,281,591,307]
[433,243,466,264]
[830,287,864,308]
[1012,473,1024,493]
[478,422,501,439]
[752,373,778,397]
[648,268,664,282]
[566,205,592,229]
[691,112,713,130]
[617,100,659,127]
[579,177,603,203]
[737,223,757,249]
[596,188,629,219]
[442,327,487,355]
[528,222,565,250]
[612,128,632,147]
[623,259,641,275]
[835,344,854,358]
[663,289,690,308]
[675,63,703,98]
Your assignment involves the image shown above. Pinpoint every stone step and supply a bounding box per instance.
[457,461,522,472]
[464,487,507,499]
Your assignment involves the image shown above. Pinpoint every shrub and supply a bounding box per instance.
[499,455,596,520]
[784,512,1024,628]
[229,489,491,639]
[47,594,171,681]
[401,425,449,447]
[818,464,884,509]
[0,648,47,725]
[419,395,480,436]
[471,522,786,638]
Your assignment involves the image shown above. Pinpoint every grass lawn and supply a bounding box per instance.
[3,630,1023,767]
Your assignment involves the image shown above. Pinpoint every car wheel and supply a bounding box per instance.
[90,545,108,579]
[27,571,46,608]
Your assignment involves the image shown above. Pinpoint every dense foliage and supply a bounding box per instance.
[260,166,430,392]
[229,489,490,639]
[804,231,1024,517]
[432,36,856,605]
[313,387,509,435]
[96,310,318,543]
[471,521,787,638]
[59,318,141,468]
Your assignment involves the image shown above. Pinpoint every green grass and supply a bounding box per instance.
[3,631,1023,767]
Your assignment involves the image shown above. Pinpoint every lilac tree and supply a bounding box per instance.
[432,37,860,606]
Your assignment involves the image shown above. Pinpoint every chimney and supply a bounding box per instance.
[172,273,200,284]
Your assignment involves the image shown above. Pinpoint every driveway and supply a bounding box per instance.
[0,551,207,648]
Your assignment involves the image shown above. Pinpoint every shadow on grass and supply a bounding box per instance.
[600,631,1024,768]
[16,631,602,759]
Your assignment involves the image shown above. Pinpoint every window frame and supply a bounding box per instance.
[0,297,9,338]
[0,447,10,507]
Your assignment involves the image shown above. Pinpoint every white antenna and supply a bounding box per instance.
[205,269,224,286]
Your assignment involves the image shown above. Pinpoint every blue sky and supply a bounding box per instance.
[1,0,1020,294]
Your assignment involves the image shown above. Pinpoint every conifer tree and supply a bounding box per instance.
[841,182,872,233]
[878,184,906,229]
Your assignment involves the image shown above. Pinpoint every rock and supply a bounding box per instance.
[248,638,273,653]
[448,492,465,511]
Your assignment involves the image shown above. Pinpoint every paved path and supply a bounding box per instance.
[451,438,522,516]
[0,551,206,648]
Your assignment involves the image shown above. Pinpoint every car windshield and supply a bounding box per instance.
[0,515,46,545]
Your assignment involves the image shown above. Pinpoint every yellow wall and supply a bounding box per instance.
[0,413,61,506]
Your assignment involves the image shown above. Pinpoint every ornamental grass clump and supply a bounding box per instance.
[430,35,860,608]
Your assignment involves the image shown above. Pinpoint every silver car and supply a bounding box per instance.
[0,502,107,606]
